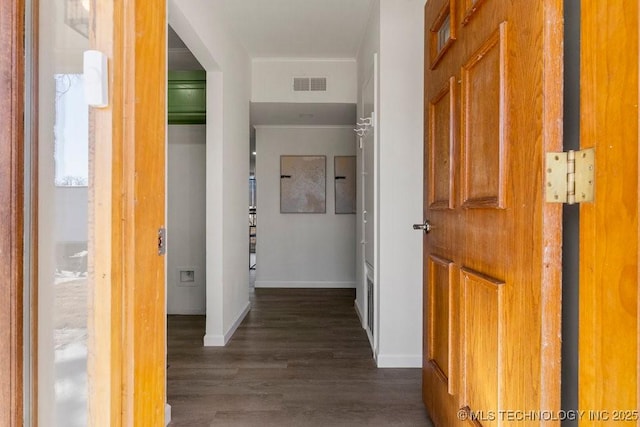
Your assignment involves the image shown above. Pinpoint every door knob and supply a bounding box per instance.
[413,220,432,233]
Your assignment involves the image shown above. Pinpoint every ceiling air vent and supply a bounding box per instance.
[293,77,310,91]
[310,77,327,91]
[293,77,327,92]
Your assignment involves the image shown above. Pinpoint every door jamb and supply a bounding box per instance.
[89,1,167,425]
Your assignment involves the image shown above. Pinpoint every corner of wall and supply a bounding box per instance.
[203,301,251,347]
[224,301,251,343]
[202,334,225,347]
[171,0,252,351]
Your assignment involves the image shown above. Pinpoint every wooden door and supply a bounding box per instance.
[422,1,563,426]
[579,1,639,424]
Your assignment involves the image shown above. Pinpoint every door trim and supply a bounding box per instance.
[89,0,167,424]
[0,0,25,425]
[578,0,639,419]
[540,0,564,413]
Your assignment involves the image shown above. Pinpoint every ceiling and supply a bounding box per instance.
[168,26,204,70]
[168,25,187,49]
[222,0,373,58]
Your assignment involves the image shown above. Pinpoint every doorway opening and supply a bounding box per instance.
[166,25,207,317]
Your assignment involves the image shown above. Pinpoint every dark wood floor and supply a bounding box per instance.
[167,288,433,426]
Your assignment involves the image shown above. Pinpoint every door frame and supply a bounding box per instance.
[0,0,167,424]
[0,0,25,425]
[578,0,639,419]
[89,0,167,425]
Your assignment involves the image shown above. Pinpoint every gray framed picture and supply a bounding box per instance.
[334,156,356,214]
[280,155,326,213]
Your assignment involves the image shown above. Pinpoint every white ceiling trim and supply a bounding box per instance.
[252,57,357,63]
[253,125,354,129]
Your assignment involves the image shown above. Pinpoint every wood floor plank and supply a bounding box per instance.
[167,289,433,426]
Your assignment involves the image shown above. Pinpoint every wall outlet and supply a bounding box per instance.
[177,268,197,287]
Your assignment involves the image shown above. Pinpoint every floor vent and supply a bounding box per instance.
[293,77,327,92]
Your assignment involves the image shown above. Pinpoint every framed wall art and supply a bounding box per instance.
[334,156,356,214]
[280,155,326,213]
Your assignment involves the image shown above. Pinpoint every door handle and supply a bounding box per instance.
[413,220,432,233]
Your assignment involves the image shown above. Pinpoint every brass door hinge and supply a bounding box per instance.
[545,148,595,204]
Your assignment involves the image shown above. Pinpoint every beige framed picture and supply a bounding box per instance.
[280,155,326,213]
[334,156,356,214]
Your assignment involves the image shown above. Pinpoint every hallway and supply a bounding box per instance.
[167,289,433,426]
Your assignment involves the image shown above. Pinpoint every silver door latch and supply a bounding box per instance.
[413,221,432,233]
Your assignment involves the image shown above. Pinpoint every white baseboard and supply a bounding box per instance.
[354,299,376,353]
[255,280,356,288]
[167,308,205,315]
[366,326,374,351]
[354,299,366,329]
[203,301,251,347]
[376,354,422,368]
[224,301,251,343]
[165,404,171,426]
[203,333,225,346]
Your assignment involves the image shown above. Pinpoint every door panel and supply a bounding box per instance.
[579,1,638,424]
[460,23,506,209]
[423,0,563,425]
[460,268,504,427]
[428,77,456,210]
[427,255,455,389]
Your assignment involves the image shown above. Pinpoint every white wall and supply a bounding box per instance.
[169,0,252,345]
[375,0,424,367]
[167,125,206,315]
[252,59,357,103]
[255,126,357,288]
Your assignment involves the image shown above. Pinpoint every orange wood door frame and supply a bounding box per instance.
[579,0,639,423]
[0,0,25,425]
[89,0,166,425]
